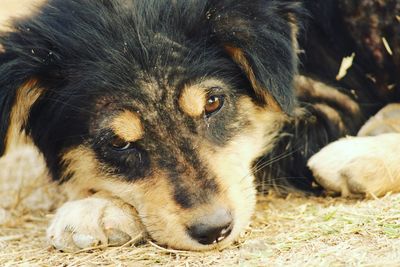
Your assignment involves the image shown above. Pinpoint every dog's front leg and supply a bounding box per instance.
[308,104,400,197]
[308,133,400,197]
[47,193,146,252]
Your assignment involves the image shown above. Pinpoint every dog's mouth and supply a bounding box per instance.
[132,196,253,251]
[134,204,244,251]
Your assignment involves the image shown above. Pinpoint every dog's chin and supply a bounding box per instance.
[155,236,232,252]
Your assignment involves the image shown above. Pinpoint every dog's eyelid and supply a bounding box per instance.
[207,86,223,93]
[115,142,132,150]
[109,135,134,151]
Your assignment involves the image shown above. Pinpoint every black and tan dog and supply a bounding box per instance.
[0,0,399,252]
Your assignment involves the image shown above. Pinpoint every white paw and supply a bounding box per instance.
[308,133,400,197]
[47,197,145,252]
[358,103,400,136]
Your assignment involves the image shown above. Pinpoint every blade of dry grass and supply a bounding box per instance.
[1,193,400,266]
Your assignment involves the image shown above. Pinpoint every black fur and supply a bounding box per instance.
[0,0,301,184]
[258,0,400,193]
[1,0,399,195]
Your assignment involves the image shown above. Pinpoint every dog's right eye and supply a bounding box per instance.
[110,136,132,151]
[205,95,224,117]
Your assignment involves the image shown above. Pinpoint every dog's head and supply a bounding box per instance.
[0,0,302,250]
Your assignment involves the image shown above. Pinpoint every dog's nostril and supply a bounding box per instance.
[188,221,233,245]
[188,209,233,245]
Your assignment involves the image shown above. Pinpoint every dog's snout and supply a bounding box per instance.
[188,208,233,245]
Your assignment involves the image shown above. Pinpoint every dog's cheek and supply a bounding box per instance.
[60,146,120,199]
[200,97,286,239]
[60,146,198,248]
[126,178,206,249]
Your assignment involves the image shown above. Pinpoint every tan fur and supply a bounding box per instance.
[5,79,43,154]
[178,85,207,117]
[288,13,301,55]
[295,75,361,115]
[178,79,227,117]
[179,86,206,118]
[224,45,282,112]
[110,110,144,142]
[314,103,345,132]
[0,0,47,31]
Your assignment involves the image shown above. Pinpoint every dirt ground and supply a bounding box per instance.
[1,145,399,266]
[3,193,400,267]
[1,1,400,266]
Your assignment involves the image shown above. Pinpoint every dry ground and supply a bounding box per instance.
[1,146,400,266]
[1,1,400,266]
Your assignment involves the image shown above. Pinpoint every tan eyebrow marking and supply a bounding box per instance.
[179,85,207,118]
[110,110,144,142]
[179,79,228,118]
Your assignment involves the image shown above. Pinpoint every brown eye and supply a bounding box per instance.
[110,136,132,151]
[205,95,224,116]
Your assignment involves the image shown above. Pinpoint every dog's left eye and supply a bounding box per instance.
[110,136,132,151]
[205,95,224,117]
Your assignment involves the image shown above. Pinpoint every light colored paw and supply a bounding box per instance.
[358,103,400,136]
[308,133,400,197]
[47,197,145,252]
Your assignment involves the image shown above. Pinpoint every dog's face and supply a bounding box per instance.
[0,0,300,250]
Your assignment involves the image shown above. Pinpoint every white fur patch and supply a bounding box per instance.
[308,133,400,197]
[358,103,400,136]
[47,196,145,252]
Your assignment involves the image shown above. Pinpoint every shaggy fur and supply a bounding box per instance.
[261,0,400,193]
[0,0,399,251]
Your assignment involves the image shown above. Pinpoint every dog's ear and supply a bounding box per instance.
[0,49,43,156]
[0,81,15,156]
[0,46,25,156]
[208,0,303,113]
[0,27,51,156]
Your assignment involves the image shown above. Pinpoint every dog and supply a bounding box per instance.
[0,0,399,252]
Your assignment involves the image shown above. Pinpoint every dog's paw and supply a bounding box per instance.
[358,103,400,136]
[47,197,145,252]
[308,133,400,197]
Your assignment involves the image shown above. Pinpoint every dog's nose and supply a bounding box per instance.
[188,208,233,245]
